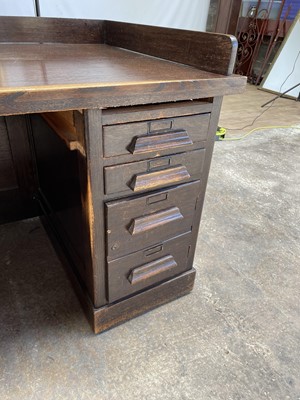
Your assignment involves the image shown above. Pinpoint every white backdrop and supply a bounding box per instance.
[0,0,36,16]
[261,11,300,99]
[0,0,210,31]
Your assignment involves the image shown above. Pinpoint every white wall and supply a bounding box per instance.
[261,11,300,98]
[38,0,210,31]
[0,0,36,16]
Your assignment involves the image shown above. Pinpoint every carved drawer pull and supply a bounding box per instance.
[128,255,177,285]
[129,165,190,192]
[128,206,183,235]
[128,129,193,154]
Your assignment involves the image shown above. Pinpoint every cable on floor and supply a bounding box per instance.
[219,125,300,142]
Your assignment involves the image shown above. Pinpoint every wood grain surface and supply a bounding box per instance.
[0,16,104,44]
[0,43,230,91]
[105,21,238,75]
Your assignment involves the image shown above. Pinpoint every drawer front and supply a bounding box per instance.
[104,148,205,195]
[106,180,200,259]
[108,232,192,302]
[103,113,210,158]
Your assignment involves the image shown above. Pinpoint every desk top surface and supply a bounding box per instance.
[0,43,220,92]
[0,17,246,115]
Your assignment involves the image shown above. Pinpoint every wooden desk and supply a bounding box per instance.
[0,16,246,333]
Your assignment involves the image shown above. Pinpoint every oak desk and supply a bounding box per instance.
[0,16,246,333]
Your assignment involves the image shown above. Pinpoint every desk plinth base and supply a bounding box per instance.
[91,269,196,334]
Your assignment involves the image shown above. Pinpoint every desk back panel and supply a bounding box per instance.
[0,116,38,224]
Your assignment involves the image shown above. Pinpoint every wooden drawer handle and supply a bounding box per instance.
[128,129,193,154]
[128,206,183,235]
[128,255,177,285]
[129,165,191,192]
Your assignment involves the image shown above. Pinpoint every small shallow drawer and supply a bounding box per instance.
[103,113,210,158]
[107,232,192,302]
[104,148,205,195]
[106,180,200,259]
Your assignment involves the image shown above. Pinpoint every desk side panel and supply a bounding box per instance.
[105,21,238,76]
[30,114,101,305]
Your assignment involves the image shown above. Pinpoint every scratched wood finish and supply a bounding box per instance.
[101,100,213,125]
[103,113,210,158]
[0,16,246,116]
[0,43,218,90]
[93,268,196,333]
[42,209,196,333]
[0,75,245,116]
[104,149,206,195]
[0,16,104,44]
[108,232,192,302]
[105,21,238,75]
[106,181,200,259]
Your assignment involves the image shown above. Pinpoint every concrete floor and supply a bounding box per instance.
[1,86,300,400]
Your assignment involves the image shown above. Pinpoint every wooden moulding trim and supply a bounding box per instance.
[0,76,247,117]
[129,165,191,192]
[128,255,178,285]
[128,207,183,235]
[128,129,193,154]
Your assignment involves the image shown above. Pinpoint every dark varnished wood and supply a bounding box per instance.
[42,209,195,334]
[105,21,238,76]
[0,117,17,190]
[130,166,191,193]
[128,129,193,155]
[0,16,104,44]
[108,232,192,302]
[0,74,245,116]
[128,255,177,285]
[0,116,38,223]
[104,149,206,195]
[103,113,210,158]
[106,181,200,259]
[0,16,246,116]
[128,206,183,235]
[93,268,196,333]
[82,109,107,307]
[101,100,213,125]
[41,111,86,156]
[0,16,246,333]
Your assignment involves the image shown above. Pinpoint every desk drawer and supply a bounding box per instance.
[104,149,205,195]
[103,113,210,158]
[106,180,200,259]
[107,232,192,302]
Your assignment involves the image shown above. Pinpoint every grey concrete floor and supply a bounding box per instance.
[1,96,300,399]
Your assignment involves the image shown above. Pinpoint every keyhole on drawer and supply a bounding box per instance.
[111,242,119,251]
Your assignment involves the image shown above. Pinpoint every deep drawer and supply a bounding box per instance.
[107,232,192,302]
[103,113,210,158]
[106,180,200,259]
[104,148,205,195]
